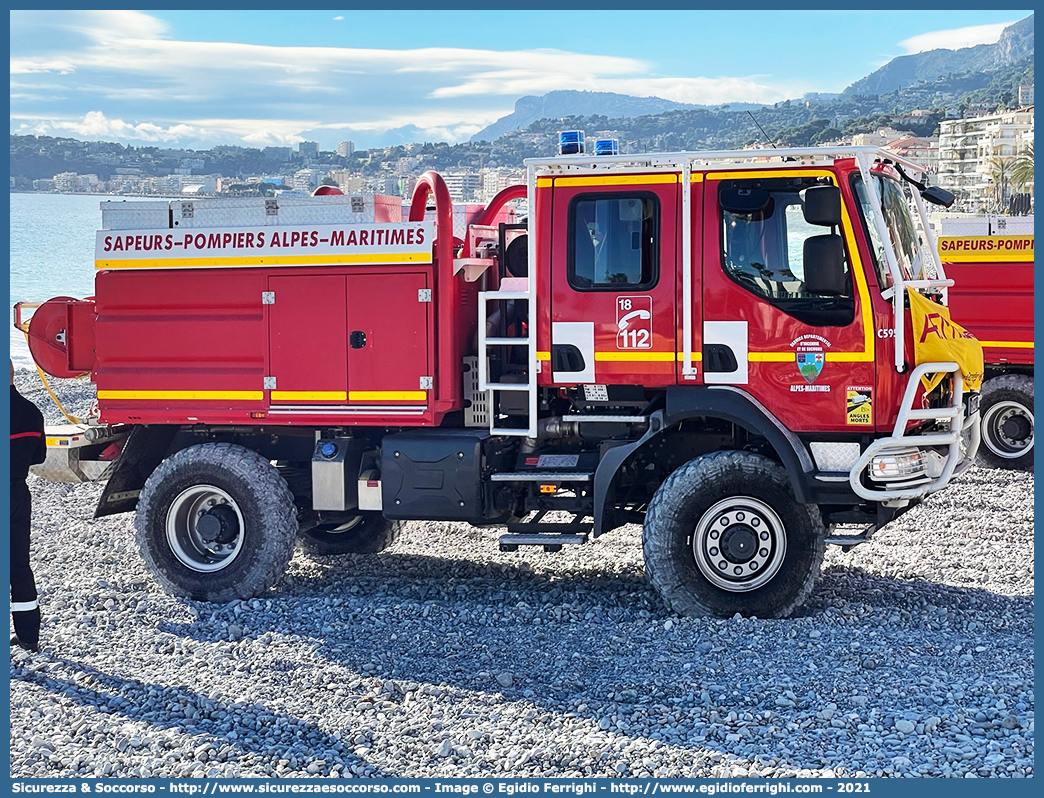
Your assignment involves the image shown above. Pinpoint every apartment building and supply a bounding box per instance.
[937,108,1034,207]
[441,171,482,202]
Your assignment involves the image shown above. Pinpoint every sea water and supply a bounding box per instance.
[8,193,162,365]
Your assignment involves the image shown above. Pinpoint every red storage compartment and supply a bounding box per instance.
[946,261,1033,366]
[346,272,430,406]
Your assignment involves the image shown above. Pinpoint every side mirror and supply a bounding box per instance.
[922,186,956,208]
[804,234,846,296]
[802,185,842,227]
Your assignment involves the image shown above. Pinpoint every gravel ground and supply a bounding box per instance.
[10,371,1034,779]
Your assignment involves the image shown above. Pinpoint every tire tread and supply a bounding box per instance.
[135,443,298,602]
[643,451,824,618]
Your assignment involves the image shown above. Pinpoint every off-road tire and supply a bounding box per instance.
[977,374,1033,471]
[135,443,298,602]
[643,451,825,618]
[297,513,403,556]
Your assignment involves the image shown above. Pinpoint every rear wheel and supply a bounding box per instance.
[978,374,1033,471]
[135,443,298,602]
[643,451,824,618]
[297,512,402,556]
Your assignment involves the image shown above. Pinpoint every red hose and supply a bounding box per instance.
[472,184,526,227]
[408,172,460,409]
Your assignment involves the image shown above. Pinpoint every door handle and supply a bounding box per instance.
[350,330,367,349]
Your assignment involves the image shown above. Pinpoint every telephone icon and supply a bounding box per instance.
[618,309,651,330]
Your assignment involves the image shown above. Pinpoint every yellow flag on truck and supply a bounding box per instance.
[907,289,984,393]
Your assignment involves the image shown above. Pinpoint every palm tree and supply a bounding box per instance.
[1011,142,1034,191]
[985,156,1015,212]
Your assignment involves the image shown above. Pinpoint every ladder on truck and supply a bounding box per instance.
[477,169,539,438]
[478,278,537,438]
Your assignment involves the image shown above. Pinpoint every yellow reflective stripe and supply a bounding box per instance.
[551,174,679,187]
[595,351,677,362]
[270,391,347,402]
[97,390,263,401]
[536,178,554,188]
[839,191,875,362]
[348,390,427,401]
[676,352,703,361]
[979,341,1034,349]
[705,169,840,181]
[690,173,704,183]
[749,352,871,362]
[45,436,79,447]
[715,169,872,363]
[536,351,551,361]
[96,252,432,270]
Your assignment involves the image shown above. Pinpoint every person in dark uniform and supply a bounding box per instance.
[10,361,46,652]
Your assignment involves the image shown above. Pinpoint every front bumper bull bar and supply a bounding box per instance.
[850,362,979,502]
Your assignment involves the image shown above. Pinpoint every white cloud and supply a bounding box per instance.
[9,108,502,150]
[333,16,344,21]
[9,9,809,149]
[898,22,1014,54]
[13,111,195,143]
[434,73,795,106]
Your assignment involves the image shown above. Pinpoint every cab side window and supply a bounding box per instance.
[719,178,855,326]
[569,194,658,290]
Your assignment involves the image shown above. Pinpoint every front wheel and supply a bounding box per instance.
[978,374,1033,471]
[643,451,824,618]
[135,443,299,602]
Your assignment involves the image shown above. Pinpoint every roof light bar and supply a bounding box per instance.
[559,131,585,156]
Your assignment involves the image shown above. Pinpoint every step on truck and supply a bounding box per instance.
[15,143,984,618]
[937,215,1034,471]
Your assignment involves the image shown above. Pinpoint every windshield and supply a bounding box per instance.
[851,173,931,289]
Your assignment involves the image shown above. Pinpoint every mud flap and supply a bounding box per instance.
[94,426,180,518]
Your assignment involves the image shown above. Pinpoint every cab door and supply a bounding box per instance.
[548,175,679,389]
[701,170,875,433]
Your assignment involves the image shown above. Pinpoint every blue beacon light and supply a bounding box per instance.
[559,131,585,155]
[594,139,619,156]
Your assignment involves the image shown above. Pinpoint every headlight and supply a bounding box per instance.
[869,449,926,481]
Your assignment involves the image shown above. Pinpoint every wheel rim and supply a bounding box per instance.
[982,401,1033,459]
[166,485,246,572]
[692,497,787,592]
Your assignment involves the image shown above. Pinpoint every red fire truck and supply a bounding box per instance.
[16,144,982,618]
[937,216,1033,471]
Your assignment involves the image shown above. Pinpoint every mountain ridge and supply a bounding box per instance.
[844,13,1033,96]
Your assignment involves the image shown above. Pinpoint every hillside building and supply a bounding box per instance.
[441,171,482,202]
[884,137,939,175]
[937,108,1034,208]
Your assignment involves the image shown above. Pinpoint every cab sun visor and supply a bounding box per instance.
[719,188,772,215]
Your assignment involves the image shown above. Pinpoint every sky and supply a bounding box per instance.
[9,9,1033,152]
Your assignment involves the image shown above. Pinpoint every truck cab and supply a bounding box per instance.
[16,145,981,619]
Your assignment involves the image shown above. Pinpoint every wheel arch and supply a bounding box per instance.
[593,385,815,536]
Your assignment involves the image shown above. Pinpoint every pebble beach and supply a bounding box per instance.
[9,370,1034,779]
